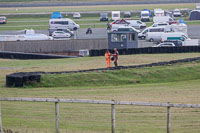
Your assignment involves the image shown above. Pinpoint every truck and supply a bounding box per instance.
[140,10,150,22]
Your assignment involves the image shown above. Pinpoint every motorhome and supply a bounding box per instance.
[140,10,150,22]
[111,11,120,21]
[49,18,80,30]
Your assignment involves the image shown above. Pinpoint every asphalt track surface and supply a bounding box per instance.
[0,0,196,7]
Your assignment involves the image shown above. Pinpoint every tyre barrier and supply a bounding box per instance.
[89,46,200,56]
[0,51,77,59]
[6,57,200,87]
[6,72,42,87]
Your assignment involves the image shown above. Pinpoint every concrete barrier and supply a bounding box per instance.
[0,39,108,53]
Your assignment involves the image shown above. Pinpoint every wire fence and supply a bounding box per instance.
[0,97,200,133]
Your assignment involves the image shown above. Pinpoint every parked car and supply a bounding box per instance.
[173,9,182,17]
[152,42,176,47]
[124,11,131,18]
[0,16,6,24]
[163,40,182,47]
[126,20,146,29]
[151,22,169,27]
[100,13,108,21]
[117,25,140,32]
[73,12,81,19]
[52,31,71,38]
[49,28,74,36]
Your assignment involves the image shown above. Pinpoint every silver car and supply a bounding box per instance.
[52,31,71,38]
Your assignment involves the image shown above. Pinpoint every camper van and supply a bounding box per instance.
[49,18,80,30]
[112,11,120,21]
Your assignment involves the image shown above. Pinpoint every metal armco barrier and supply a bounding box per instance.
[0,51,77,59]
[89,46,200,56]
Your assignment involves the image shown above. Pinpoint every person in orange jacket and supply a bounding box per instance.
[105,50,111,68]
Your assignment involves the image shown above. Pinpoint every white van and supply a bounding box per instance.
[161,32,188,42]
[139,26,170,40]
[49,18,80,30]
[112,11,120,21]
[153,16,174,23]
[140,11,150,22]
[126,20,146,29]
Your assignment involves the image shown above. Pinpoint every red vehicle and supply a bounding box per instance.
[0,16,6,24]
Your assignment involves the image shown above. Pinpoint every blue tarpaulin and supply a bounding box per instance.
[179,19,186,24]
[51,12,63,19]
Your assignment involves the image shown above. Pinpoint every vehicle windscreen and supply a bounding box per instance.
[141,13,149,17]
[101,14,107,17]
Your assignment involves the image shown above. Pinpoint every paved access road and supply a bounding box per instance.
[0,25,199,48]
[1,25,200,39]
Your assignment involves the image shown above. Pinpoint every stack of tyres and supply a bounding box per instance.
[14,76,23,87]
[6,75,15,87]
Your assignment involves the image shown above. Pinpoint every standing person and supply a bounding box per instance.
[112,48,119,67]
[105,50,111,68]
[107,22,111,31]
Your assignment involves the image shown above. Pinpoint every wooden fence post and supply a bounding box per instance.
[55,99,59,133]
[167,103,171,133]
[111,100,115,133]
[0,104,2,133]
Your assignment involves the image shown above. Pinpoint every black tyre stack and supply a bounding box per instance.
[6,72,41,87]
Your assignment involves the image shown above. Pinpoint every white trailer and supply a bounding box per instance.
[111,11,120,21]
[154,9,164,16]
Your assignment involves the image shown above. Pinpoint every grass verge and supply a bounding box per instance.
[30,60,200,88]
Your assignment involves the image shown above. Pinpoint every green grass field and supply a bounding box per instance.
[0,53,200,133]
